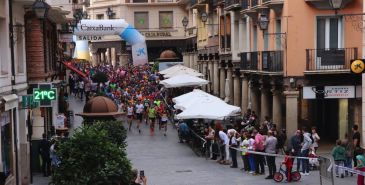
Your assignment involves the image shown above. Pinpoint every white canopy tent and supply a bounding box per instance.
[173,89,241,120]
[159,74,209,88]
[159,65,203,78]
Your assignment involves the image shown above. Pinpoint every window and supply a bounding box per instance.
[0,111,13,174]
[0,18,9,76]
[15,24,25,74]
[264,30,268,51]
[275,19,281,50]
[317,17,342,49]
[252,25,257,51]
[134,12,149,29]
[133,0,148,2]
[96,14,104,20]
[159,11,173,29]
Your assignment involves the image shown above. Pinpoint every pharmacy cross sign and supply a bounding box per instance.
[33,83,57,107]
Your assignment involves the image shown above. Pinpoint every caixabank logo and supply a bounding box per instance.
[351,59,365,74]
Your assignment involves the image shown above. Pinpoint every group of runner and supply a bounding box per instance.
[76,63,170,136]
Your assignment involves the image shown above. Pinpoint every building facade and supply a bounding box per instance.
[184,0,364,142]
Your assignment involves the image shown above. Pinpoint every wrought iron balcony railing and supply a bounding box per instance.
[261,50,283,72]
[306,48,358,71]
[240,52,259,70]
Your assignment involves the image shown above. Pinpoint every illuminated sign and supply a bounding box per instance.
[351,59,365,74]
[33,84,57,107]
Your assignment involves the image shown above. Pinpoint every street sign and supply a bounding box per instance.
[21,95,39,109]
[33,84,57,107]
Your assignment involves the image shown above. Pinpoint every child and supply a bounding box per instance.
[282,150,294,182]
[331,139,346,178]
[248,134,256,174]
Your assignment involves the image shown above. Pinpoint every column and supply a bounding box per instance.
[250,86,259,115]
[272,88,283,130]
[194,53,199,70]
[241,76,248,113]
[260,87,270,122]
[219,67,226,99]
[202,62,207,91]
[233,75,241,107]
[226,68,233,104]
[111,48,116,67]
[284,91,300,138]
[188,53,194,69]
[213,61,219,96]
[208,61,214,93]
[183,53,190,67]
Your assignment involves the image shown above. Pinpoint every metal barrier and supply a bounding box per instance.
[189,129,207,158]
[318,156,334,185]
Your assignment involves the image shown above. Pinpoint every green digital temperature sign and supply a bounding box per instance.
[33,83,57,107]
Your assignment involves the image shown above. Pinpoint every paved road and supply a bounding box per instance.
[32,95,357,185]
[126,122,357,185]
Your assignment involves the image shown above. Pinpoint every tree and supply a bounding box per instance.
[51,121,132,185]
[92,72,108,92]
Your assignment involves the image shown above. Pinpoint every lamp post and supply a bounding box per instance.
[32,0,50,19]
[201,12,208,24]
[106,7,113,19]
[182,16,189,32]
[329,0,343,14]
[258,14,269,31]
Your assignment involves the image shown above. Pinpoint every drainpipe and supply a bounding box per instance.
[8,0,20,185]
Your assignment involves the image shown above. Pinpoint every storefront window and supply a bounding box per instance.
[0,111,13,173]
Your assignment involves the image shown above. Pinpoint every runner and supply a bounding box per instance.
[160,110,168,136]
[127,103,134,131]
[135,100,144,134]
[148,104,157,135]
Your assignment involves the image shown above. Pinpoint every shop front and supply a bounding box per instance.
[303,84,361,141]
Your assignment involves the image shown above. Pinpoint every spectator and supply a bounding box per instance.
[290,130,302,172]
[353,125,362,167]
[228,129,238,168]
[205,123,216,160]
[300,127,312,176]
[39,134,51,177]
[239,131,250,172]
[248,133,256,175]
[356,151,365,185]
[311,127,320,153]
[178,121,190,143]
[217,124,230,165]
[264,130,277,179]
[276,129,287,154]
[253,129,265,175]
[131,169,147,185]
[331,139,346,178]
[342,133,353,177]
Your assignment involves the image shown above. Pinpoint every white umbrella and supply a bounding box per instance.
[159,74,209,88]
[173,89,221,110]
[159,64,185,75]
[175,96,241,120]
[163,70,204,78]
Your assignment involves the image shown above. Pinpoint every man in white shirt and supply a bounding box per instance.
[127,104,134,131]
[135,101,144,134]
[219,130,230,164]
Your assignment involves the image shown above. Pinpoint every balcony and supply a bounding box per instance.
[261,50,283,72]
[304,0,353,10]
[240,52,259,71]
[225,0,242,10]
[305,48,358,73]
[251,0,258,7]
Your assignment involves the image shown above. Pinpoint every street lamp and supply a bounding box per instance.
[106,7,113,19]
[32,0,50,19]
[201,12,208,24]
[182,16,189,31]
[258,14,269,30]
[329,0,343,14]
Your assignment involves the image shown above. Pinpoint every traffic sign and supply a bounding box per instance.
[33,83,57,107]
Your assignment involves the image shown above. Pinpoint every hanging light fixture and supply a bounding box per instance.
[32,0,50,19]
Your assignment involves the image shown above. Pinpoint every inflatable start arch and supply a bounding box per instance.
[73,19,148,66]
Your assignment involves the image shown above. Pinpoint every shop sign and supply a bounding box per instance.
[77,35,104,41]
[59,33,73,42]
[303,86,356,99]
[141,31,172,37]
[55,114,66,129]
[21,95,39,109]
